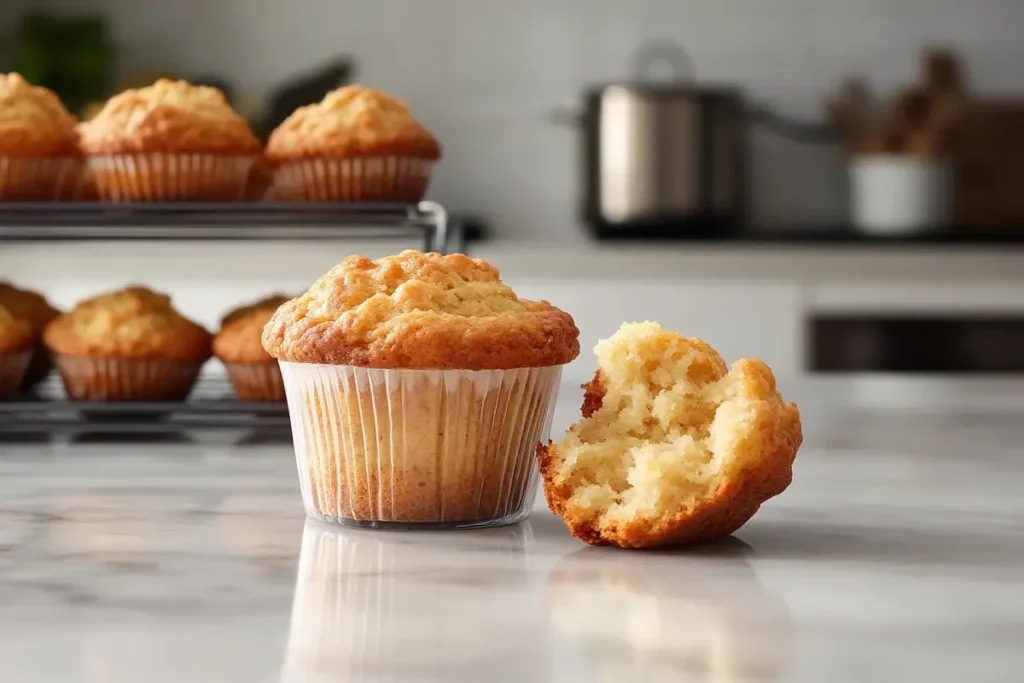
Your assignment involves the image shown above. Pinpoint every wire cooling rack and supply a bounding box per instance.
[0,375,291,436]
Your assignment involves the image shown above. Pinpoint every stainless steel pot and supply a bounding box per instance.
[554,40,834,237]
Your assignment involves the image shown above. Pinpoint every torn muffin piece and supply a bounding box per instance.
[538,322,802,549]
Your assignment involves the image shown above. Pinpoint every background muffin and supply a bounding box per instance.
[77,79,261,201]
[214,294,291,401]
[0,73,79,200]
[265,86,440,203]
[263,250,578,528]
[44,286,212,401]
[0,282,60,392]
[0,305,34,398]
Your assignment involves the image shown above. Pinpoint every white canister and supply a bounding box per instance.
[850,156,954,235]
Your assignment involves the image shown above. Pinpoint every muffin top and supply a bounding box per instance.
[0,73,79,157]
[0,305,34,354]
[263,251,579,369]
[43,286,212,360]
[214,294,292,364]
[77,79,261,156]
[0,282,60,339]
[265,85,441,162]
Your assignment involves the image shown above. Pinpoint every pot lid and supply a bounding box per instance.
[591,39,743,97]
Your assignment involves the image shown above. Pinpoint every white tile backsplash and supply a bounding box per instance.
[30,0,1024,240]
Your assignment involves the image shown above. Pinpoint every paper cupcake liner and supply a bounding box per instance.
[0,156,78,200]
[54,356,205,401]
[19,346,54,393]
[0,349,32,399]
[282,520,535,682]
[271,156,433,203]
[87,153,256,202]
[225,362,285,401]
[280,362,562,528]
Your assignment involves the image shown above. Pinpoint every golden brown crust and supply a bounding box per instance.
[539,353,802,549]
[43,286,211,361]
[214,294,292,364]
[265,86,441,162]
[0,305,34,353]
[0,73,78,157]
[0,282,60,339]
[262,250,579,370]
[77,79,261,156]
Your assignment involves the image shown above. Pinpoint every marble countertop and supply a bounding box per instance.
[1,410,1023,682]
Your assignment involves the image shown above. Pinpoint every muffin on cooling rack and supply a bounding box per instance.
[538,322,802,549]
[262,250,578,528]
[214,294,291,401]
[43,286,212,401]
[0,305,34,398]
[77,79,261,201]
[0,282,60,392]
[265,85,440,203]
[0,73,79,200]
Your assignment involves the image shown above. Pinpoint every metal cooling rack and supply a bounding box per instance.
[0,200,451,253]
[0,375,291,435]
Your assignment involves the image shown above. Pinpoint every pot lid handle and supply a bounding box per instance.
[633,39,695,83]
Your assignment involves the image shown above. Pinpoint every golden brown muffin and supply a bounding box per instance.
[0,304,34,397]
[263,250,579,370]
[214,294,291,401]
[0,73,79,199]
[77,79,261,201]
[538,322,802,549]
[0,281,61,391]
[44,286,212,401]
[265,86,440,202]
[265,250,578,527]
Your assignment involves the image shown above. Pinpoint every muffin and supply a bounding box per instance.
[265,86,440,203]
[77,79,261,201]
[0,73,79,200]
[262,250,579,528]
[43,286,212,401]
[214,294,291,401]
[0,305,34,398]
[0,282,60,392]
[538,322,802,549]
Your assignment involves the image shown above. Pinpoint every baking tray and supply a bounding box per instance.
[0,375,291,435]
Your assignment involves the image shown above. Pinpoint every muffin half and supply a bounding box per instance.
[77,79,261,201]
[263,250,579,528]
[0,305,34,398]
[538,322,802,549]
[214,294,291,401]
[265,86,440,202]
[0,282,60,392]
[0,73,79,200]
[43,286,212,401]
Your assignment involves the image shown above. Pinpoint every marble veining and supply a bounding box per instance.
[1,411,1023,682]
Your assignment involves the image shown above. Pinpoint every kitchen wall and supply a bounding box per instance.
[27,0,1024,240]
[3,0,1024,400]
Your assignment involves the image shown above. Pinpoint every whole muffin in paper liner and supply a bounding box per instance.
[0,281,61,392]
[0,304,34,398]
[77,79,260,201]
[265,86,440,203]
[0,73,79,200]
[43,285,211,401]
[214,294,292,401]
[263,250,579,527]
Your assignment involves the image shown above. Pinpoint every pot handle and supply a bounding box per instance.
[634,39,694,83]
[748,102,840,144]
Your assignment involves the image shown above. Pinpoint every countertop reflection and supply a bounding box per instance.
[1,411,1023,682]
